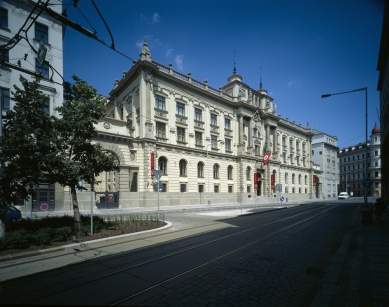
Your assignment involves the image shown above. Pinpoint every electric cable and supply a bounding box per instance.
[91,0,114,49]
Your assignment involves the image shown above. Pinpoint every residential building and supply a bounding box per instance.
[338,124,382,197]
[377,0,389,203]
[74,39,323,210]
[0,0,64,210]
[311,130,339,199]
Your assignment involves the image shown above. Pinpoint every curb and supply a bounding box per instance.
[0,221,172,263]
[309,205,362,307]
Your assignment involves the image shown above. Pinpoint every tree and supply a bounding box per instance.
[0,76,116,238]
[51,76,116,238]
[0,76,57,205]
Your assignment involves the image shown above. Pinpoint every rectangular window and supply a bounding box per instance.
[210,113,217,126]
[247,186,251,193]
[225,138,231,151]
[211,135,217,148]
[176,102,185,116]
[0,87,10,110]
[198,184,204,193]
[214,185,219,193]
[0,50,9,68]
[35,23,49,44]
[375,150,378,156]
[1,7,8,28]
[36,59,49,79]
[228,186,233,193]
[180,184,186,193]
[156,122,166,138]
[282,137,286,146]
[225,118,230,129]
[194,108,202,121]
[195,131,202,146]
[155,95,165,110]
[177,127,185,143]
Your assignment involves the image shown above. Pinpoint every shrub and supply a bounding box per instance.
[3,229,31,249]
[52,226,73,242]
[34,228,53,246]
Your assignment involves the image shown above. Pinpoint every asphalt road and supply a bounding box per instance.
[1,201,360,306]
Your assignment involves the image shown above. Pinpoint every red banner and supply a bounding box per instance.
[254,173,258,189]
[151,152,155,176]
[263,152,271,165]
[271,174,275,190]
[313,175,317,186]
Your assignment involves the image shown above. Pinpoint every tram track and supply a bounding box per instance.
[3,204,335,305]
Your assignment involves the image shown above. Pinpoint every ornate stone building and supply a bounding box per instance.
[75,39,323,209]
[338,124,382,197]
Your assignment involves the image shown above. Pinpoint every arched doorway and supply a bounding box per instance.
[94,153,120,208]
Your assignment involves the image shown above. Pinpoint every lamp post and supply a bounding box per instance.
[321,87,368,208]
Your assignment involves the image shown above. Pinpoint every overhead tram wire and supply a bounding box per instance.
[91,0,115,49]
[30,0,136,63]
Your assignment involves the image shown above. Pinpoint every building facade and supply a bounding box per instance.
[377,0,389,204]
[338,125,382,197]
[72,39,323,210]
[0,0,64,210]
[311,130,339,199]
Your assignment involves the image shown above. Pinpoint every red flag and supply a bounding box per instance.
[263,152,271,165]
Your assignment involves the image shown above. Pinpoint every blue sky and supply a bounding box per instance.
[62,0,385,149]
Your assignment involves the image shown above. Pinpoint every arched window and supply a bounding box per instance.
[285,173,288,184]
[198,162,204,178]
[292,173,295,184]
[228,165,233,180]
[179,159,187,176]
[159,157,167,175]
[246,166,251,181]
[298,174,301,185]
[213,163,219,179]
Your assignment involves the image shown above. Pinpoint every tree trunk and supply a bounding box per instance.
[71,185,85,239]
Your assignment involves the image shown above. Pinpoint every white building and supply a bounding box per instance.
[0,0,63,210]
[71,39,323,210]
[311,130,339,199]
[338,124,382,197]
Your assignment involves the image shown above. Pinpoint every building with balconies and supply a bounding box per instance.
[75,39,323,209]
[338,124,381,197]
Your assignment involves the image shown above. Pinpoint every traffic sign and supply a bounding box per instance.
[280,196,284,202]
[152,170,164,180]
[362,178,373,187]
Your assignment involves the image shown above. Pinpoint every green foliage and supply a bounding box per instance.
[0,76,57,204]
[0,75,116,235]
[0,229,32,250]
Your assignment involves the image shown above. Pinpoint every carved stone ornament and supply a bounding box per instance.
[145,74,153,83]
[103,122,111,129]
[253,109,261,122]
[130,151,136,161]
[238,84,245,97]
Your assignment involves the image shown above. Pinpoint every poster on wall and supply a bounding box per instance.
[254,173,258,189]
[271,174,275,190]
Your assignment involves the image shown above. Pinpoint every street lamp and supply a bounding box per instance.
[321,87,368,208]
[207,139,221,207]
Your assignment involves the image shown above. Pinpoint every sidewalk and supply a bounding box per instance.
[311,206,389,307]
[20,197,318,219]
